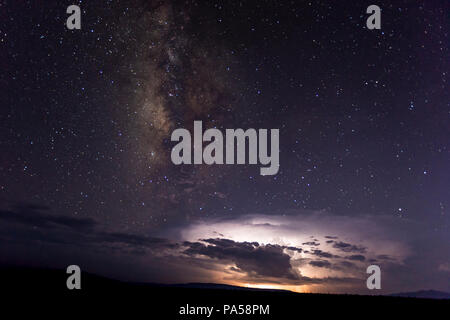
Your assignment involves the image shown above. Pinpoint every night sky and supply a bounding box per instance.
[0,0,449,294]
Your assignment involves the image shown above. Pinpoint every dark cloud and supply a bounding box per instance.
[346,255,366,262]
[0,204,97,231]
[96,232,173,249]
[0,203,172,255]
[228,266,244,273]
[332,241,366,253]
[183,238,298,279]
[309,260,332,268]
[377,254,394,261]
[302,241,320,246]
[284,246,302,253]
[310,249,338,259]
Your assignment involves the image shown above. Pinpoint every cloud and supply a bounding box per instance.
[332,241,366,254]
[183,238,299,280]
[97,232,170,248]
[302,241,320,246]
[0,203,172,254]
[346,255,366,262]
[311,249,338,259]
[284,246,303,253]
[172,211,417,292]
[5,205,435,293]
[309,260,332,268]
[376,254,394,261]
[0,204,97,231]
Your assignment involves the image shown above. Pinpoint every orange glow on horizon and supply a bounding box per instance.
[239,282,313,293]
[209,267,316,294]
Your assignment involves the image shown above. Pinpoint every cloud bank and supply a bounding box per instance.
[1,204,449,293]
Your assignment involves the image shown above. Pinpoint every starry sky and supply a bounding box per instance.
[0,0,449,294]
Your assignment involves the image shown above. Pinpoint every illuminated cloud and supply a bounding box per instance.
[167,210,412,292]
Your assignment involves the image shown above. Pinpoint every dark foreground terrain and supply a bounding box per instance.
[2,267,448,319]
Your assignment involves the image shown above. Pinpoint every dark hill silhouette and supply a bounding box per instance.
[1,266,448,318]
[137,282,291,292]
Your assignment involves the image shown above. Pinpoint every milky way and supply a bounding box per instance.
[113,1,243,223]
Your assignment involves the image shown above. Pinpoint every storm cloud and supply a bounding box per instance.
[183,238,299,279]
[2,204,449,294]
